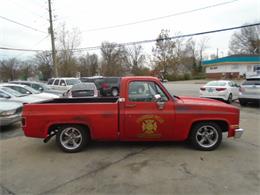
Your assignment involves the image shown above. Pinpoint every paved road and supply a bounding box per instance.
[0,82,259,195]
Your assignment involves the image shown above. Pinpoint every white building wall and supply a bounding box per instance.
[206,64,259,76]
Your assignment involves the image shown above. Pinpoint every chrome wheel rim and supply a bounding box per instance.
[60,127,82,150]
[196,125,218,148]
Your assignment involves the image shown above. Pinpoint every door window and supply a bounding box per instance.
[128,81,168,102]
[53,79,59,85]
[60,79,66,86]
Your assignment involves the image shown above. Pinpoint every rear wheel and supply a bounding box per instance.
[56,125,88,153]
[189,122,222,151]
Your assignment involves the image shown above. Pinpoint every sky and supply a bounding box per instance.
[0,0,259,60]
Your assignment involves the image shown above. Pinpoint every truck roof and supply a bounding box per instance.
[121,76,160,81]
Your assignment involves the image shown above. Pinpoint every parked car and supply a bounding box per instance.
[0,83,59,99]
[239,75,260,106]
[22,76,243,153]
[0,87,47,103]
[47,78,81,91]
[94,77,121,97]
[199,80,239,103]
[10,81,63,96]
[0,100,23,126]
[63,83,98,98]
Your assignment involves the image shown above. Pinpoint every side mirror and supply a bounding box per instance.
[154,94,162,102]
[61,83,66,86]
[39,87,43,92]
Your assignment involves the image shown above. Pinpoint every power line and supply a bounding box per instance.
[82,0,239,32]
[74,22,260,51]
[9,0,49,23]
[0,15,47,34]
[1,22,260,53]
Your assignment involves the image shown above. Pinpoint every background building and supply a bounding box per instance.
[203,55,260,79]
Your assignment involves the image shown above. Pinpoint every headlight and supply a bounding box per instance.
[0,109,16,116]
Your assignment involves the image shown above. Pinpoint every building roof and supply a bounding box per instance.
[203,55,260,66]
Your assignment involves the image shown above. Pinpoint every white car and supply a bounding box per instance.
[47,78,81,91]
[0,83,59,99]
[0,100,23,126]
[199,80,239,103]
[0,87,47,103]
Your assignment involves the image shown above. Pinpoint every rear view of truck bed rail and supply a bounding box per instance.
[39,97,119,104]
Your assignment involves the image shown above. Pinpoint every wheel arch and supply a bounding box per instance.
[189,120,229,135]
[47,122,92,140]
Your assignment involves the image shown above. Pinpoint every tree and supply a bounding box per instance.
[34,51,53,81]
[56,24,81,77]
[229,24,260,55]
[126,45,146,75]
[18,60,35,80]
[0,58,20,81]
[197,37,209,72]
[152,30,178,78]
[100,42,128,76]
[78,53,99,77]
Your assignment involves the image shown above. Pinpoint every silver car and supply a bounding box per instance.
[239,75,260,106]
[0,101,23,126]
[63,83,98,98]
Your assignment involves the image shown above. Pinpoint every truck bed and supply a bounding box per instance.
[23,98,119,140]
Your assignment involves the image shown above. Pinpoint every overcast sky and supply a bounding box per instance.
[0,0,259,60]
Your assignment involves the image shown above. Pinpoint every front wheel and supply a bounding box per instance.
[56,125,88,153]
[189,122,222,151]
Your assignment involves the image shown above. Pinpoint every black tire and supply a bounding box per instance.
[56,125,89,153]
[189,122,222,151]
[111,88,119,97]
[239,99,247,106]
[227,93,233,104]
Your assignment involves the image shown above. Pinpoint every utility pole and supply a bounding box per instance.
[48,0,58,77]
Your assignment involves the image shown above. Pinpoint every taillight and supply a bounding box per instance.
[101,83,109,89]
[200,87,206,91]
[216,88,226,91]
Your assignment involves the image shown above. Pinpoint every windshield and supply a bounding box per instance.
[1,87,24,97]
[206,81,227,86]
[66,79,81,85]
[22,85,41,94]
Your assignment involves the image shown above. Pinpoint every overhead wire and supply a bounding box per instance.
[81,0,239,32]
[0,22,259,53]
[0,15,47,34]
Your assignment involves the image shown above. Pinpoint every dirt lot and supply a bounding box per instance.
[0,82,260,195]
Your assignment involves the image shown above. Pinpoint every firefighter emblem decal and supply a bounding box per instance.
[137,115,164,138]
[142,119,157,134]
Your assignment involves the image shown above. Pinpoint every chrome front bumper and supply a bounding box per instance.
[234,128,244,138]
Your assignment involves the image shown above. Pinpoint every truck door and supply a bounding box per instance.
[121,81,175,141]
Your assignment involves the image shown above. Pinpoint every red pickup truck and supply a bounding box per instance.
[22,76,243,152]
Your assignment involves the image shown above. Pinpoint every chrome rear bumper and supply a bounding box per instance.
[234,128,244,138]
